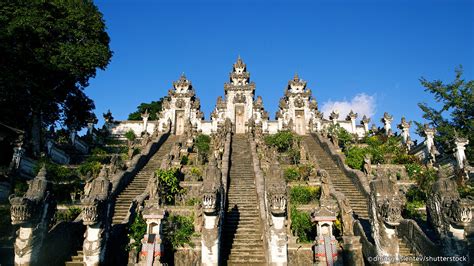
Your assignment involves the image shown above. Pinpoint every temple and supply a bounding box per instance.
[2,57,473,266]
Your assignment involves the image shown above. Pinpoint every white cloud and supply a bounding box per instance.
[321,93,376,120]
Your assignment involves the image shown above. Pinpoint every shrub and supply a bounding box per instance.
[34,159,77,182]
[181,155,189,165]
[155,168,184,204]
[124,130,136,142]
[195,134,211,161]
[185,197,201,206]
[459,185,474,198]
[290,206,315,243]
[54,207,82,222]
[77,161,102,177]
[14,180,28,196]
[264,131,297,152]
[284,166,300,181]
[290,186,320,205]
[402,186,427,221]
[327,124,354,149]
[298,164,313,180]
[127,214,147,251]
[163,215,195,249]
[344,146,367,171]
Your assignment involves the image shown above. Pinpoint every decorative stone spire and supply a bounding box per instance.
[225,56,254,91]
[346,110,358,133]
[423,124,438,164]
[454,136,469,169]
[329,110,339,125]
[141,109,150,133]
[361,115,371,133]
[397,117,412,145]
[381,112,393,136]
[172,73,192,93]
[288,73,307,94]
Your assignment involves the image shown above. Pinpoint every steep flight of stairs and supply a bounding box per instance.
[112,135,177,224]
[302,135,369,219]
[220,134,266,265]
[64,250,83,266]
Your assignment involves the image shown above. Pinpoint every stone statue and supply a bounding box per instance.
[319,169,331,201]
[9,165,56,266]
[338,193,354,236]
[363,154,372,177]
[368,171,403,258]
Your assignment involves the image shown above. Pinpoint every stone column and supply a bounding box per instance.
[342,236,364,266]
[454,137,469,169]
[267,178,288,265]
[381,112,393,136]
[142,109,150,134]
[346,110,358,134]
[360,115,370,135]
[397,117,412,150]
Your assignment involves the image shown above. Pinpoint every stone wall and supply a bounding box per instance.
[288,243,313,265]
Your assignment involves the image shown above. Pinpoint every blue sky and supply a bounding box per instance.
[89,0,473,138]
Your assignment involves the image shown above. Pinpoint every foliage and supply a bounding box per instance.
[297,164,313,180]
[34,159,77,182]
[181,155,189,165]
[53,181,83,204]
[163,215,195,249]
[54,207,81,222]
[195,134,211,161]
[77,161,101,178]
[124,130,136,142]
[458,185,474,199]
[344,146,367,171]
[402,186,428,221]
[290,206,315,243]
[416,66,473,164]
[0,0,112,154]
[128,100,163,120]
[284,166,300,181]
[185,197,201,206]
[155,168,184,204]
[127,213,147,251]
[14,180,28,196]
[189,167,202,178]
[327,124,354,149]
[405,165,437,194]
[286,148,301,165]
[264,131,298,152]
[334,214,343,238]
[290,186,320,205]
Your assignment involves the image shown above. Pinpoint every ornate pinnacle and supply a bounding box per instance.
[381,112,393,123]
[346,110,358,120]
[361,115,370,124]
[293,72,300,82]
[397,116,411,129]
[234,56,246,70]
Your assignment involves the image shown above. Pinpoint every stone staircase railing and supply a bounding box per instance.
[353,220,377,260]
[397,219,441,258]
[312,133,370,197]
[249,136,271,263]
[217,132,231,259]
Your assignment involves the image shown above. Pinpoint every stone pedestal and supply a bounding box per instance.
[342,236,363,266]
[269,215,287,265]
[140,209,165,266]
[201,215,219,266]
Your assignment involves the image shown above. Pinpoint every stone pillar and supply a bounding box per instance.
[267,175,288,265]
[454,137,469,169]
[423,124,437,163]
[142,109,150,134]
[397,117,412,148]
[140,209,165,266]
[346,110,358,134]
[201,214,219,266]
[360,115,370,135]
[381,112,393,136]
[342,236,364,266]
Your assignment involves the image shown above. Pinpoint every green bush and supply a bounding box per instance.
[402,186,427,221]
[54,207,82,222]
[155,168,184,204]
[195,134,211,161]
[185,197,201,206]
[290,186,320,205]
[34,159,77,182]
[298,164,313,180]
[290,206,315,243]
[124,130,136,142]
[344,146,367,171]
[77,161,101,177]
[459,185,474,198]
[127,214,147,251]
[181,155,189,165]
[14,180,28,196]
[284,166,300,181]
[163,215,195,249]
[328,124,354,149]
[264,131,298,152]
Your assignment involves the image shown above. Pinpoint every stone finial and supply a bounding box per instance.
[397,117,412,145]
[173,74,192,93]
[346,110,358,121]
[329,110,339,122]
[233,55,246,70]
[103,109,114,123]
[454,136,469,169]
[381,112,393,135]
[288,73,307,93]
[361,115,370,125]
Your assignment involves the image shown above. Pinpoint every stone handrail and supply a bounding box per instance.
[312,133,370,197]
[353,220,376,260]
[249,136,271,264]
[397,219,440,258]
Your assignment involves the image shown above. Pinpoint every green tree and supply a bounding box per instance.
[0,0,112,155]
[417,67,473,164]
[127,100,164,120]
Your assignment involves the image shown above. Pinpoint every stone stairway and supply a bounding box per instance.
[112,135,176,224]
[398,237,422,265]
[64,249,83,266]
[303,135,369,219]
[220,134,266,265]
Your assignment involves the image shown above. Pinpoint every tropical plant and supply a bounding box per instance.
[290,206,315,243]
[128,100,164,120]
[264,131,298,152]
[127,214,147,251]
[155,168,184,204]
[290,186,320,205]
[162,215,195,249]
